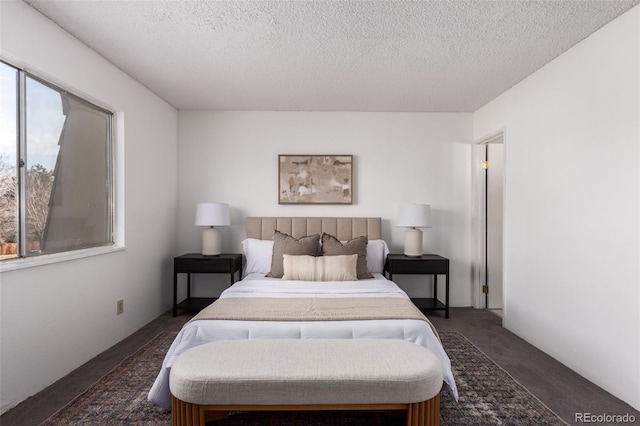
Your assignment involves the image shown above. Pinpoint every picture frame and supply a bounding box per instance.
[278,155,353,204]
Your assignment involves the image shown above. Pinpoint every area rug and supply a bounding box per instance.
[40,331,568,425]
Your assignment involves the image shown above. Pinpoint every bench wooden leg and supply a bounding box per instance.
[407,394,440,426]
[172,395,204,426]
[426,394,440,426]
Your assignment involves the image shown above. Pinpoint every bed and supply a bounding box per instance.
[148,217,458,409]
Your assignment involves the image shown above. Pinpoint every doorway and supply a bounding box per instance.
[485,141,504,314]
[473,131,505,320]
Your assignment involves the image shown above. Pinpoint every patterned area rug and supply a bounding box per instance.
[40,331,568,425]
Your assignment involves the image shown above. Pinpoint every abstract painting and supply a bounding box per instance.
[278,155,353,204]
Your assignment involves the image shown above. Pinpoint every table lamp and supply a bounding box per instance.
[397,204,431,257]
[195,202,230,255]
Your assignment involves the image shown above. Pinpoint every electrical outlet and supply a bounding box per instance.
[117,299,124,315]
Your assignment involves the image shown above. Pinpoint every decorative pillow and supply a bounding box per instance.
[366,239,390,274]
[241,238,274,276]
[321,233,373,279]
[282,254,358,281]
[266,231,321,278]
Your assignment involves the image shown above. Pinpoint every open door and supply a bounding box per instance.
[473,131,505,319]
[485,141,504,313]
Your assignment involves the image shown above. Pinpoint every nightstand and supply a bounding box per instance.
[384,254,450,318]
[173,253,243,317]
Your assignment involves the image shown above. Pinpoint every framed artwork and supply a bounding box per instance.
[278,155,353,204]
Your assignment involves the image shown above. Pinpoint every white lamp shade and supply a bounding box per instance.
[397,204,432,228]
[195,203,230,227]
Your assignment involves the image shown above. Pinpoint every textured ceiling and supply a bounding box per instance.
[23,0,640,112]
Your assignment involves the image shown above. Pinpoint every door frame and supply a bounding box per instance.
[472,129,507,322]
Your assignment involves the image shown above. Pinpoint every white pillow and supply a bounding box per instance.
[242,238,389,276]
[366,239,390,274]
[241,238,274,276]
[282,254,358,281]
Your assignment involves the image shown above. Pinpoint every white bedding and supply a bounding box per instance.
[148,273,459,408]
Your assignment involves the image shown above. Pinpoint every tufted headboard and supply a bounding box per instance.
[246,217,382,241]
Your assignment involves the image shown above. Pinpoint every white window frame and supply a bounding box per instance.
[0,60,122,272]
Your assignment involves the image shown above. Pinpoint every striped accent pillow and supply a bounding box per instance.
[282,254,358,281]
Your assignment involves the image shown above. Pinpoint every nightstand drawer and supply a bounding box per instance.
[175,257,235,273]
[384,255,448,275]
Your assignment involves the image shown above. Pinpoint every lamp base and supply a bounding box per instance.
[202,227,221,256]
[404,228,423,257]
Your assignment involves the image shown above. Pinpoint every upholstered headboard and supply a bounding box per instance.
[246,217,382,240]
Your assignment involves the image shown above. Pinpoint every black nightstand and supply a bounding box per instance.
[384,254,450,318]
[173,253,243,317]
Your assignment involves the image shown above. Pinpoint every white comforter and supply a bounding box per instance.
[148,273,459,408]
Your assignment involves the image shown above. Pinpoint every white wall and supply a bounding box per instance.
[0,1,178,413]
[474,6,639,409]
[177,111,473,306]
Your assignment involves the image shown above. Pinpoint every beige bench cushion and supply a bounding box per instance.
[169,339,443,406]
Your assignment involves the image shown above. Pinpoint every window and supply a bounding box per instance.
[0,60,114,261]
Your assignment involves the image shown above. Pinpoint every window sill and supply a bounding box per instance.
[0,245,126,273]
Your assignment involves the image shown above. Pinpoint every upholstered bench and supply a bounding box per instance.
[169,339,443,426]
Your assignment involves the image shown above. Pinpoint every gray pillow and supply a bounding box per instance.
[321,233,373,279]
[266,231,321,278]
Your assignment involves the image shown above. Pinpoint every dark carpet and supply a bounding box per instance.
[40,331,567,425]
